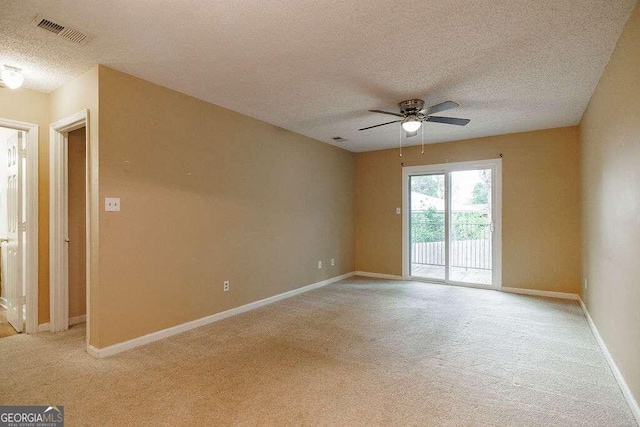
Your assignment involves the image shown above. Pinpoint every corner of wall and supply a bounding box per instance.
[577,1,640,415]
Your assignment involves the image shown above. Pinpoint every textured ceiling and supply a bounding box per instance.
[0,0,636,152]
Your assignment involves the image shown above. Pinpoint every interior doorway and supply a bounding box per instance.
[49,110,91,345]
[0,119,39,336]
[67,127,87,327]
[402,159,502,289]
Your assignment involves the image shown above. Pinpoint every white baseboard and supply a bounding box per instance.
[354,271,403,280]
[36,314,86,333]
[501,287,579,300]
[88,272,355,358]
[355,271,579,301]
[86,344,100,358]
[355,274,580,302]
[579,298,640,424]
[70,314,86,326]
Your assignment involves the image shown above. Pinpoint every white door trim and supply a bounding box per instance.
[0,117,38,334]
[402,158,503,289]
[49,110,91,342]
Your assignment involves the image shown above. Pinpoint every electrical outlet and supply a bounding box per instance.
[223,280,230,292]
[318,261,322,269]
[105,197,120,212]
[584,279,588,290]
[331,258,335,266]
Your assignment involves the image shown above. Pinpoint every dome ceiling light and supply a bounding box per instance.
[1,66,25,90]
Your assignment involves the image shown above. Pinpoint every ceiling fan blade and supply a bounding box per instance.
[425,101,459,116]
[359,120,401,131]
[426,116,470,126]
[369,109,404,118]
[405,131,418,138]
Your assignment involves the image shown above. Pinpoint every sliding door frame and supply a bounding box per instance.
[402,158,502,290]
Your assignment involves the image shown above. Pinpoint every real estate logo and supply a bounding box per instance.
[0,406,64,427]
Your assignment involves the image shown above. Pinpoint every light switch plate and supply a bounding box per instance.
[105,198,121,212]
[396,207,401,215]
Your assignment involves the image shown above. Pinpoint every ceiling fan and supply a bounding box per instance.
[359,99,470,137]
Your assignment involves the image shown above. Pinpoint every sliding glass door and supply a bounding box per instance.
[404,160,501,288]
[409,173,446,281]
[449,169,493,285]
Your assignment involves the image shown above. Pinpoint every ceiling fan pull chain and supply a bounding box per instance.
[399,125,403,157]
[421,124,425,154]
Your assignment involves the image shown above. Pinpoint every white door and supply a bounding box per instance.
[3,132,25,332]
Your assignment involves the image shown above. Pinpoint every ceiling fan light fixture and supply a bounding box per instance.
[1,66,24,89]
[401,117,422,133]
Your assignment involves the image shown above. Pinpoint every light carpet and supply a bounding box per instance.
[0,277,636,426]
[0,308,19,339]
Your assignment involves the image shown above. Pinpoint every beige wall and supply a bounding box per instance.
[355,127,581,293]
[0,87,50,323]
[1,65,352,345]
[95,67,354,347]
[580,3,640,406]
[68,127,87,318]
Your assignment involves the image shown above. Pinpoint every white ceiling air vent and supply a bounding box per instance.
[31,15,92,46]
